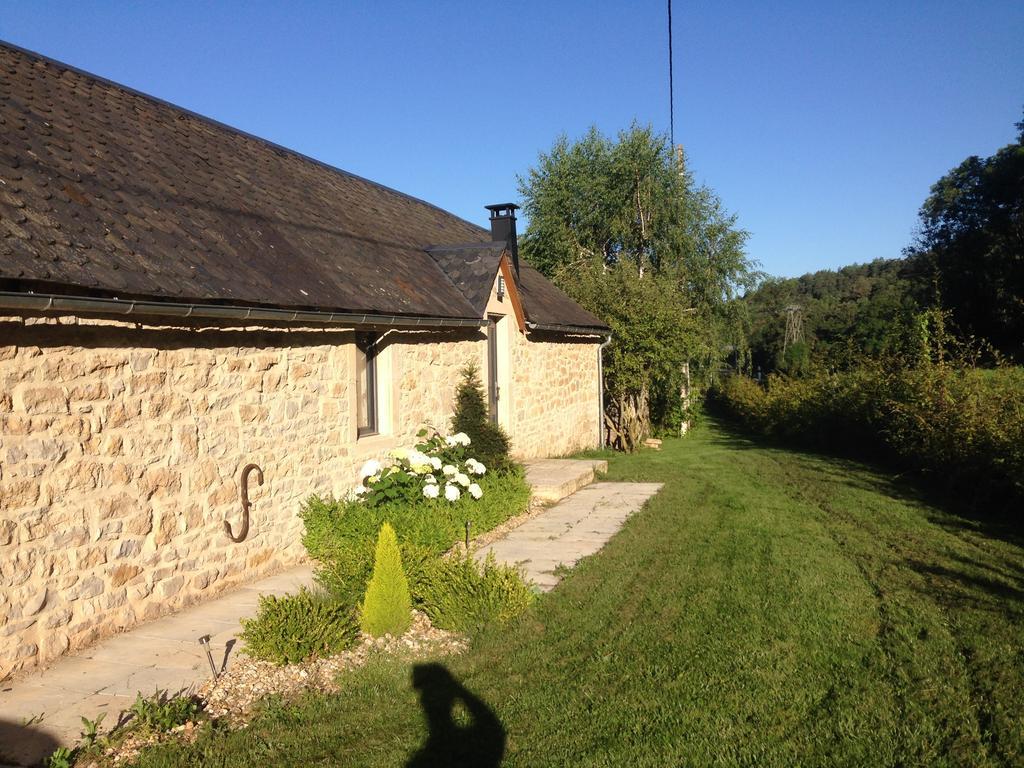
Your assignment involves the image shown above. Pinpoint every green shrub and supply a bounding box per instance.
[240,587,359,665]
[417,552,536,633]
[302,468,531,605]
[451,364,513,474]
[360,523,412,637]
[711,364,1024,512]
[129,689,203,733]
[44,747,74,768]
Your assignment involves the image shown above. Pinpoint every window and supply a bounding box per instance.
[356,334,377,437]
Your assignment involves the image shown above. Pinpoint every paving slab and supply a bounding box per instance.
[0,565,314,766]
[475,481,662,591]
[523,458,609,504]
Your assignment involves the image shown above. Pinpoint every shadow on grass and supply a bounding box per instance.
[706,416,1024,547]
[407,663,505,768]
[906,558,1024,611]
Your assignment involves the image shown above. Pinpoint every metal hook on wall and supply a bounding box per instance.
[224,463,263,542]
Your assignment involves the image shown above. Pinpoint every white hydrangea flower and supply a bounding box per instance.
[388,447,409,460]
[429,456,443,470]
[468,483,483,499]
[442,464,457,476]
[444,483,461,502]
[408,450,431,467]
[454,472,471,487]
[444,432,472,447]
[359,459,381,479]
[466,458,486,475]
[422,484,440,499]
[423,474,438,484]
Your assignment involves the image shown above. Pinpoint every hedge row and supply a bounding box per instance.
[710,365,1024,514]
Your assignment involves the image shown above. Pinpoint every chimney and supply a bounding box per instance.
[485,203,520,281]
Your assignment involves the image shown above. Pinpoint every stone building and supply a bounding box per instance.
[0,43,609,674]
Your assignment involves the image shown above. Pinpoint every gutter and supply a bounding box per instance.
[598,333,613,448]
[525,321,610,337]
[0,291,485,329]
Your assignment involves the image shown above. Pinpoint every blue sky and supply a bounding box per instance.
[2,1,1021,278]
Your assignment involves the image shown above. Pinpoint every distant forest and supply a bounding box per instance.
[741,113,1023,374]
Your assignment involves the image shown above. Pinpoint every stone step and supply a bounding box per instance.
[522,458,609,504]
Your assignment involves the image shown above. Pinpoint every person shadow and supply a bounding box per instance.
[406,663,505,768]
[0,717,62,767]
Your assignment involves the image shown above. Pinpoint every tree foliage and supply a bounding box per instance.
[518,124,755,449]
[360,522,412,638]
[906,113,1024,360]
[450,364,512,473]
[742,258,921,374]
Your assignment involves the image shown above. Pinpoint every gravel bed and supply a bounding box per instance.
[201,610,466,721]
[79,611,466,766]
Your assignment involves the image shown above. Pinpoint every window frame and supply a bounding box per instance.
[356,333,378,438]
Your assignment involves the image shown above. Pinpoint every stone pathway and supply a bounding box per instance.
[0,567,314,767]
[475,482,663,591]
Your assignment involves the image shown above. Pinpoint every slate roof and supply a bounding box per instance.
[426,243,506,316]
[517,262,608,330]
[0,42,608,333]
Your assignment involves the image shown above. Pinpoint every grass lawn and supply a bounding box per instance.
[134,421,1023,767]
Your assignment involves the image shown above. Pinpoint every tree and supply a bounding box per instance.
[518,124,755,449]
[906,113,1024,360]
[360,522,411,638]
[450,364,512,473]
[741,259,920,373]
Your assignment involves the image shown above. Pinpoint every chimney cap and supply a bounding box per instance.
[485,203,520,217]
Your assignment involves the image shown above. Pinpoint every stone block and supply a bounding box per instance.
[155,575,184,599]
[23,588,48,616]
[108,563,143,588]
[0,519,16,545]
[72,576,104,601]
[1,478,40,509]
[44,607,73,628]
[14,385,68,415]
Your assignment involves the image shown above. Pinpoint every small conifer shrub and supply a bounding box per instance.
[360,522,412,637]
[451,363,513,474]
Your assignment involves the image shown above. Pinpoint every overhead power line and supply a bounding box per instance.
[668,0,675,148]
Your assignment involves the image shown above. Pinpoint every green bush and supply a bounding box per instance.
[417,551,536,633]
[302,467,531,605]
[451,364,513,474]
[240,587,359,665]
[360,523,412,637]
[129,689,203,733]
[711,364,1024,512]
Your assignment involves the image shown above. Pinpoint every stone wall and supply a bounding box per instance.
[510,331,600,458]
[0,314,598,674]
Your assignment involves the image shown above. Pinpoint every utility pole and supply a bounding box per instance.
[676,143,692,436]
